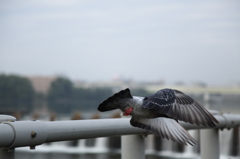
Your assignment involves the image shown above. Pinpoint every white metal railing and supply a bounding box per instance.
[0,113,240,159]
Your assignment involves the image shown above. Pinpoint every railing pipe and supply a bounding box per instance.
[0,114,240,149]
[0,119,148,149]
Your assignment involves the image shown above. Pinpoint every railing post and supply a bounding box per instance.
[200,129,219,159]
[0,149,15,159]
[121,134,145,159]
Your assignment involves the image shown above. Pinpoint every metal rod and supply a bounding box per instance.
[44,119,148,142]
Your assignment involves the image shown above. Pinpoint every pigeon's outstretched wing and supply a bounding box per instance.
[142,89,218,127]
[98,88,132,112]
[130,116,197,146]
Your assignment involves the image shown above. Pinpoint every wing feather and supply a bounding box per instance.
[142,89,218,127]
[185,106,193,123]
[130,116,197,146]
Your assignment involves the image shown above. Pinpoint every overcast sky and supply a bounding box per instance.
[0,0,240,85]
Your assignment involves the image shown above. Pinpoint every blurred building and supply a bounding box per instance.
[27,76,56,94]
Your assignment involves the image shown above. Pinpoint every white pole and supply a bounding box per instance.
[200,129,219,159]
[121,134,145,159]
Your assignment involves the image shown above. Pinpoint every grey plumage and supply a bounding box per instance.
[98,88,218,146]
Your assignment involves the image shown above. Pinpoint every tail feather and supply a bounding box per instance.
[98,88,133,112]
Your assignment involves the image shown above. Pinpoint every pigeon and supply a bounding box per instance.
[98,88,219,146]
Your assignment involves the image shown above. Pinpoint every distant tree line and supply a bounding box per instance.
[0,74,35,113]
[0,74,150,114]
[47,77,113,113]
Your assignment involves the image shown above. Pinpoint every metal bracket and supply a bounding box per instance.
[0,115,16,123]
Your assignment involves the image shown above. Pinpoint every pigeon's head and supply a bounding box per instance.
[123,107,133,116]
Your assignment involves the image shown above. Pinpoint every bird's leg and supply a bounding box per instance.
[123,107,133,116]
